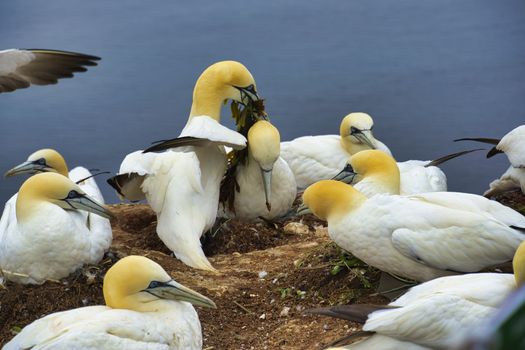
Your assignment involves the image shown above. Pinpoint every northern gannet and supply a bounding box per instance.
[0,49,99,93]
[299,179,525,282]
[219,120,296,220]
[108,61,260,271]
[308,241,525,349]
[0,172,113,284]
[332,149,472,196]
[3,255,216,349]
[456,125,525,197]
[280,112,392,189]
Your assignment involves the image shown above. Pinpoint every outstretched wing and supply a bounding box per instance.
[0,49,100,93]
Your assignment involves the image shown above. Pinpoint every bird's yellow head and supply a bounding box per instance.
[513,241,525,287]
[248,120,280,211]
[350,150,400,194]
[103,255,216,312]
[190,61,259,121]
[5,148,68,178]
[301,180,366,221]
[339,113,379,155]
[16,172,113,222]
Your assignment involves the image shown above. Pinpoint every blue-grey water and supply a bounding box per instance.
[1,0,524,204]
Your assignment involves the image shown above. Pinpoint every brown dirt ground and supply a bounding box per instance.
[0,204,386,349]
[2,190,523,349]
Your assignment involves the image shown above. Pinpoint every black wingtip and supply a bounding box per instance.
[106,175,125,197]
[454,137,500,145]
[306,304,396,324]
[425,148,485,168]
[486,147,504,158]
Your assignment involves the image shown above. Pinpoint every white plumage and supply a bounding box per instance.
[280,113,392,189]
[485,125,525,196]
[0,173,112,284]
[302,180,525,282]
[0,49,99,93]
[220,120,297,221]
[3,255,215,349]
[116,116,246,271]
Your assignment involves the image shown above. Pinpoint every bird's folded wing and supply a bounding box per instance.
[409,191,525,228]
[144,116,247,153]
[68,166,105,203]
[364,294,495,348]
[391,213,523,272]
[0,194,17,242]
[0,49,99,93]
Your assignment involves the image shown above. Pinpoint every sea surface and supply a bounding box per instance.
[1,0,524,203]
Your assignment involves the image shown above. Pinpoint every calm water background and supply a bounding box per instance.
[0,0,524,203]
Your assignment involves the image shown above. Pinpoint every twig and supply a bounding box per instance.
[233,300,254,314]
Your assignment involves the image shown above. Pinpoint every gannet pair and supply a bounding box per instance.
[219,120,296,220]
[0,49,99,93]
[1,149,112,284]
[300,150,525,282]
[281,112,448,194]
[456,125,525,197]
[310,241,525,349]
[108,61,261,271]
[3,255,216,349]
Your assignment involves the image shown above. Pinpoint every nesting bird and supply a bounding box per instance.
[219,120,296,220]
[456,125,525,197]
[300,179,525,282]
[108,61,262,271]
[332,150,453,196]
[309,241,525,349]
[0,173,113,284]
[3,255,216,349]
[0,49,99,93]
[280,112,392,189]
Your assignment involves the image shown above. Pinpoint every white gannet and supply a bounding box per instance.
[308,241,525,349]
[107,61,261,271]
[0,49,99,93]
[299,179,525,282]
[219,120,296,220]
[4,149,112,260]
[3,255,216,349]
[456,125,525,197]
[280,112,392,189]
[332,149,478,196]
[0,172,113,284]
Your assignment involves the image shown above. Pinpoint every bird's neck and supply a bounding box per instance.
[361,174,400,195]
[189,85,224,122]
[340,137,372,155]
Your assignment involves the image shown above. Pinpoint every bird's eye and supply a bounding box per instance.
[244,84,255,93]
[67,190,80,199]
[350,126,360,135]
[36,158,46,166]
[147,281,162,289]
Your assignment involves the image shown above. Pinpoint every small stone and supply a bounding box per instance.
[258,271,268,279]
[284,222,310,235]
[280,307,291,317]
[259,313,266,320]
[323,324,330,330]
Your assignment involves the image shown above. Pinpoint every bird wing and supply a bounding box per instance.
[397,161,447,194]
[409,191,525,228]
[3,306,108,350]
[280,135,348,189]
[484,166,525,197]
[144,115,247,153]
[498,125,525,167]
[0,49,99,93]
[363,294,496,349]
[389,201,524,272]
[141,150,214,270]
[0,193,17,243]
[67,166,112,263]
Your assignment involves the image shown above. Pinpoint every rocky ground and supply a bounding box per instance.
[1,190,523,349]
